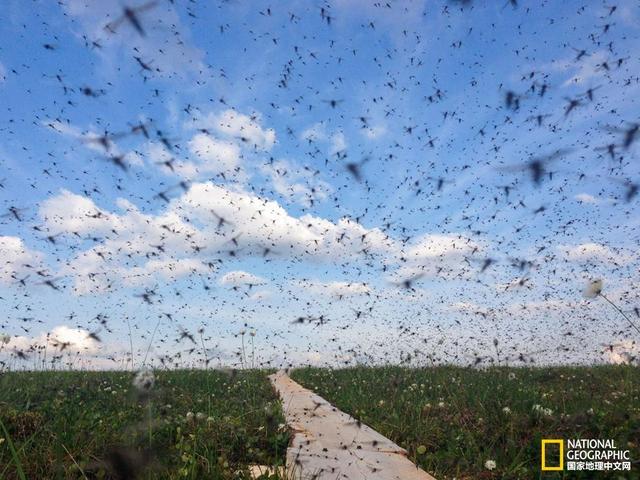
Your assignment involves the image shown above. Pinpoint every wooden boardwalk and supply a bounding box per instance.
[269,371,437,480]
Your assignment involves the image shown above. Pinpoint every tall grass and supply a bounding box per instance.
[292,365,640,480]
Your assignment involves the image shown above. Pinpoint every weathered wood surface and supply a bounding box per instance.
[269,370,437,480]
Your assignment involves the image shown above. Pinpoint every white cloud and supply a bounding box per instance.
[40,189,116,235]
[145,258,207,278]
[448,301,483,313]
[300,124,350,156]
[574,193,599,204]
[151,109,276,180]
[43,120,145,172]
[362,124,387,139]
[43,120,85,141]
[5,325,100,355]
[562,51,609,87]
[195,110,275,151]
[260,159,331,206]
[405,233,478,260]
[39,186,482,298]
[0,236,43,284]
[298,280,371,298]
[329,132,347,155]
[177,182,395,259]
[561,243,634,265]
[386,234,482,282]
[249,289,272,301]
[219,270,265,287]
[187,133,241,175]
[301,122,327,143]
[39,183,398,294]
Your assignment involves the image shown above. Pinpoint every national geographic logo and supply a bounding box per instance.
[541,439,632,472]
[541,439,564,471]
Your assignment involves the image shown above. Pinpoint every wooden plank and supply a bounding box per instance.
[269,371,437,480]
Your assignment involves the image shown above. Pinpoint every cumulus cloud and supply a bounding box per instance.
[219,270,266,287]
[561,243,634,265]
[4,325,100,356]
[41,190,206,293]
[297,280,371,298]
[301,123,327,143]
[448,301,483,313]
[405,233,478,260]
[574,193,600,204]
[145,140,234,181]
[300,123,349,155]
[248,289,272,301]
[42,120,146,171]
[62,253,210,295]
[38,185,483,296]
[362,124,387,139]
[329,132,347,155]
[39,183,398,294]
[260,159,331,206]
[0,236,44,284]
[150,109,275,181]
[194,110,275,151]
[187,133,242,174]
[40,189,116,236]
[123,258,209,287]
[176,182,395,259]
[390,234,480,278]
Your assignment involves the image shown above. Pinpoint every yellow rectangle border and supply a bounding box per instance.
[541,439,564,471]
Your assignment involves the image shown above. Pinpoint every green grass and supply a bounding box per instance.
[0,369,289,479]
[2,366,638,479]
[291,365,640,480]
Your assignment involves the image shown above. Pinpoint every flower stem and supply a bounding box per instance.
[599,293,640,336]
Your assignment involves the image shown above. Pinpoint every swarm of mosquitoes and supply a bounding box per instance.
[0,2,639,377]
[1,0,640,476]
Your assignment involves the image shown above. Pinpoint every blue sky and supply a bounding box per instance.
[0,0,639,369]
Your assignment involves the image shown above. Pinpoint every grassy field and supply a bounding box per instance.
[291,366,640,480]
[0,369,288,480]
[1,367,638,480]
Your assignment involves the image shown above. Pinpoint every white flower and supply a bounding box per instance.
[502,406,511,415]
[532,404,553,416]
[485,459,496,470]
[186,411,194,421]
[132,368,155,393]
[508,372,516,380]
[584,279,603,298]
